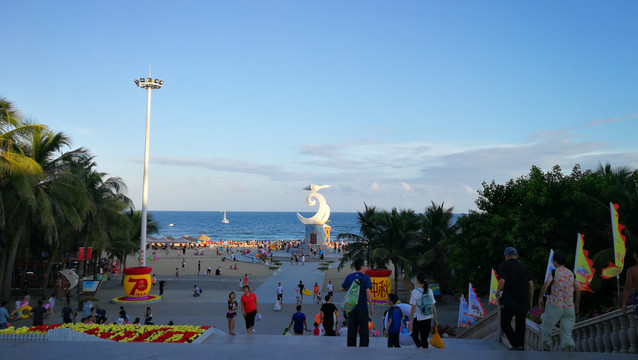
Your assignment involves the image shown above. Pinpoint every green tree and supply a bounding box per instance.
[108,209,159,283]
[70,156,131,307]
[338,205,420,294]
[0,126,86,299]
[447,163,637,313]
[416,202,457,289]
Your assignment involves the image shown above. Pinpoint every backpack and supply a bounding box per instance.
[418,288,434,316]
[342,276,361,313]
[198,288,203,294]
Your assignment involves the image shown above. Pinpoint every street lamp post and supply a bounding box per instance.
[134,77,163,267]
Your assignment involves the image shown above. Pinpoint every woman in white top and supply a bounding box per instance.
[48,294,55,316]
[408,272,438,348]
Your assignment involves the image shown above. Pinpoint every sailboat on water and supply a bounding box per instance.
[221,211,229,224]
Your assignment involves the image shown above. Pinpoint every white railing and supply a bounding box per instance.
[456,305,637,353]
[0,328,108,342]
[528,306,637,353]
[456,309,500,340]
[0,332,48,341]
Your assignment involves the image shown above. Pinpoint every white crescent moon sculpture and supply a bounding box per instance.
[297,184,331,225]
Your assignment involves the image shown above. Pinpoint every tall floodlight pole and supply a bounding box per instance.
[134,76,163,267]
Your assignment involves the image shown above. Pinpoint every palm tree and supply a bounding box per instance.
[0,127,86,299]
[416,202,457,287]
[0,98,45,296]
[70,156,131,307]
[0,98,44,176]
[338,205,420,294]
[108,209,159,284]
[337,204,383,268]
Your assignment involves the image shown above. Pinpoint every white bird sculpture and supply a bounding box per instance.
[297,184,331,225]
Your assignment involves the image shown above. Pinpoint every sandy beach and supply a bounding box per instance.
[8,246,461,337]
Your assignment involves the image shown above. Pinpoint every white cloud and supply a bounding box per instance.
[399,181,412,192]
[126,113,638,212]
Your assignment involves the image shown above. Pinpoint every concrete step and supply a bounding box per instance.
[1,335,635,359]
[201,332,504,350]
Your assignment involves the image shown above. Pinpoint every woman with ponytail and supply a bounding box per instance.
[408,272,438,348]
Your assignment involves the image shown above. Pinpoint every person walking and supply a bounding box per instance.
[340,258,374,347]
[144,307,154,325]
[48,293,55,317]
[408,272,438,348]
[197,261,201,276]
[226,292,238,335]
[497,247,534,351]
[240,285,259,334]
[298,281,305,304]
[326,281,334,299]
[538,250,580,351]
[0,301,10,329]
[384,293,402,348]
[31,300,47,326]
[276,282,284,304]
[61,301,73,324]
[320,295,340,336]
[288,305,311,335]
[621,247,638,321]
[313,282,320,304]
[159,280,166,295]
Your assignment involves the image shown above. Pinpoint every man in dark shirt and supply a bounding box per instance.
[62,301,73,324]
[298,281,305,304]
[497,247,534,351]
[320,294,339,336]
[31,300,47,326]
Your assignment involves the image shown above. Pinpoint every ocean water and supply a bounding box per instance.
[149,211,361,242]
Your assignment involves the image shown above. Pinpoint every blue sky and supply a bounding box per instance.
[3,1,637,213]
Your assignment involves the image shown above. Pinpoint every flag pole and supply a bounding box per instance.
[610,203,621,297]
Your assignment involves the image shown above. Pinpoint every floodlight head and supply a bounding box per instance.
[146,78,152,83]
[140,78,145,82]
[134,79,139,85]
[159,80,164,85]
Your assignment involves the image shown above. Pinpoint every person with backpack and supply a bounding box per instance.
[408,272,437,348]
[340,258,374,347]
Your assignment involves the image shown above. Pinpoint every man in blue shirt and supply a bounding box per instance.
[287,305,310,335]
[0,301,10,329]
[341,258,374,347]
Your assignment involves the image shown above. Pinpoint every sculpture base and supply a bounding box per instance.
[304,224,331,245]
[112,295,162,304]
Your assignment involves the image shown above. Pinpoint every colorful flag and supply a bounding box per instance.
[468,283,486,319]
[544,249,556,282]
[602,203,627,278]
[457,294,473,327]
[429,283,441,296]
[489,269,499,305]
[574,233,595,291]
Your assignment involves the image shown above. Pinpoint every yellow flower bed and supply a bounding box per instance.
[0,323,211,343]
